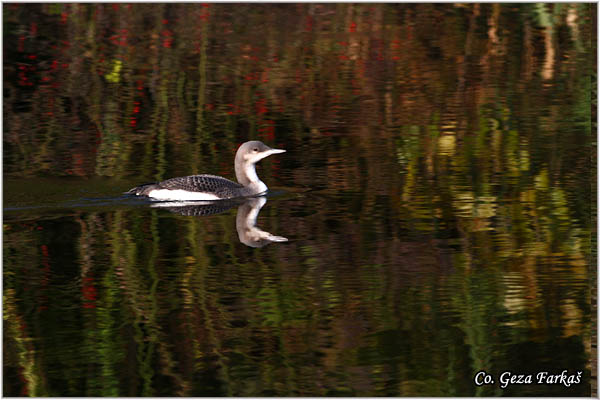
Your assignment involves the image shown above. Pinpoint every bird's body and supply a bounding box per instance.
[127,174,246,201]
[126,141,285,201]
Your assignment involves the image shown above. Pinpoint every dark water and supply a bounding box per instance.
[3,3,595,397]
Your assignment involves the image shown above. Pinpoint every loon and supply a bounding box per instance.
[126,141,285,201]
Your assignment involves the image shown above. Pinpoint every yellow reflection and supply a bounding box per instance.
[437,134,456,156]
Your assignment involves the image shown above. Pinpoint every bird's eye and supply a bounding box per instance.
[253,148,258,152]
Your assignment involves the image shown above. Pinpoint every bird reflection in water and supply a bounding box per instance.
[150,196,288,248]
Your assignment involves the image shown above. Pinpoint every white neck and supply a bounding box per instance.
[236,162,267,195]
[242,163,259,184]
[246,180,268,195]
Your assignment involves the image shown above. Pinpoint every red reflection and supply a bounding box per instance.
[200,3,211,21]
[255,98,268,115]
[162,29,173,48]
[82,276,97,309]
[258,120,275,141]
[305,15,313,32]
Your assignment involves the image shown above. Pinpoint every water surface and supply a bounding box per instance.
[3,3,595,396]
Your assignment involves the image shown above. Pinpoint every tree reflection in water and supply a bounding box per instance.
[2,3,594,397]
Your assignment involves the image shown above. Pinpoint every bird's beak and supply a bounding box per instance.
[250,147,285,163]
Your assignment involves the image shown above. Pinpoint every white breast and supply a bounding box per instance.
[147,189,222,201]
[247,180,268,195]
